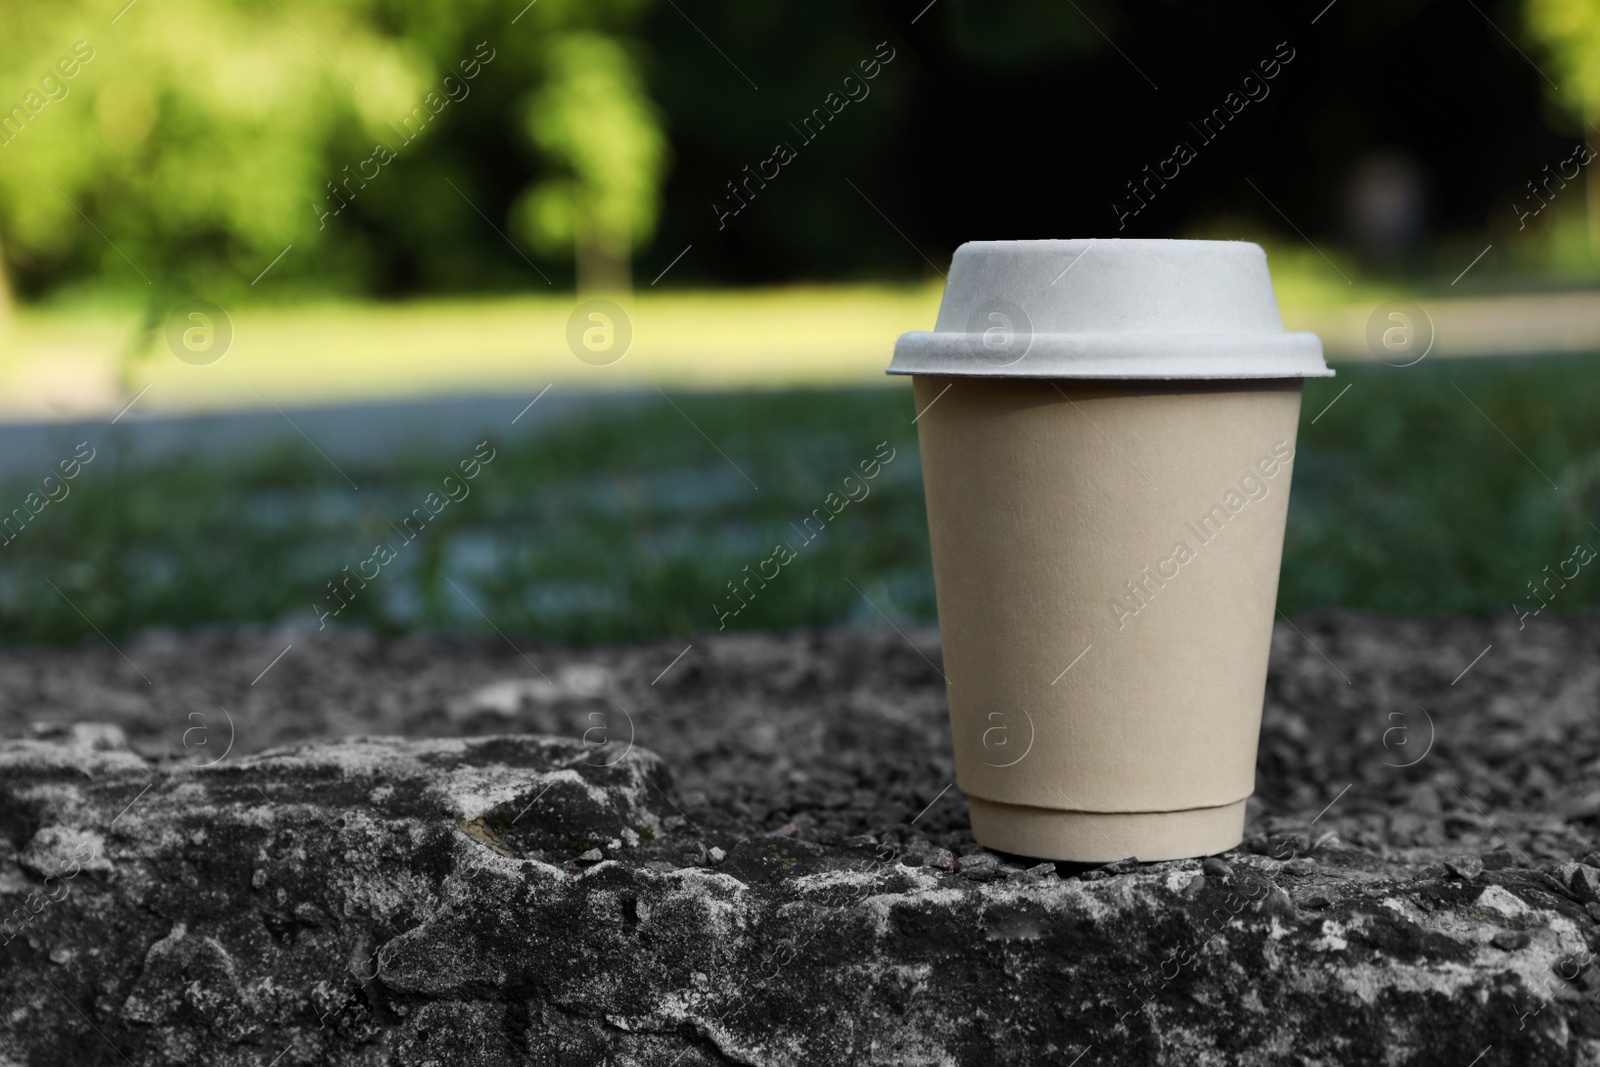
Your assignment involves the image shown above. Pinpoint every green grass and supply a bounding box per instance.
[3,353,1599,647]
[1286,355,1600,618]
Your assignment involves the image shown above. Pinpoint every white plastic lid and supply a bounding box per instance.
[888,239,1331,380]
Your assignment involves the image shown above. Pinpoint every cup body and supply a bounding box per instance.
[912,375,1305,861]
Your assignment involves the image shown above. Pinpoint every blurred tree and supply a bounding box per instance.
[0,0,671,303]
[1526,0,1600,253]
[514,32,668,293]
[0,0,1579,300]
[0,0,429,305]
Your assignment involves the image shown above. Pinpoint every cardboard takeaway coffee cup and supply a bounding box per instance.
[889,239,1331,863]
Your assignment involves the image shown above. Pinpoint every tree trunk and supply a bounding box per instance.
[1590,132,1600,259]
[576,220,630,295]
[0,227,14,337]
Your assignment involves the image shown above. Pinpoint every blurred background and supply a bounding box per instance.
[2,0,1599,648]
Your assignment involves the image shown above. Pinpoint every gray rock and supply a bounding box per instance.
[1260,886,1299,923]
[1445,855,1485,881]
[1102,856,1140,876]
[13,727,1585,1064]
[1482,849,1522,870]
[1572,865,1600,904]
[1,613,1599,1065]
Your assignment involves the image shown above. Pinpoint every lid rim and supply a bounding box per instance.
[890,330,1331,380]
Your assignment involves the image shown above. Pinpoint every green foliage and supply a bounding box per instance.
[0,0,430,298]
[0,0,668,300]
[515,32,669,273]
[1527,0,1600,118]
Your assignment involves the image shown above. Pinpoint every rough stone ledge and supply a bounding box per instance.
[4,611,1600,1064]
[2,728,1599,1066]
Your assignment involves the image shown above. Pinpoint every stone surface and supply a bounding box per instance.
[0,610,1599,1065]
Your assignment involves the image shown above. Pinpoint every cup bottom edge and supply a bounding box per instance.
[968,796,1248,864]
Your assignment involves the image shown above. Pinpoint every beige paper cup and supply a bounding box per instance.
[889,240,1331,862]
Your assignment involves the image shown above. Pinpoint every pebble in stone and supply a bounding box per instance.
[1299,889,1333,910]
[1081,858,1138,882]
[1444,856,1484,881]
[1202,857,1234,881]
[1571,865,1600,904]
[924,848,955,872]
[577,849,603,863]
[1261,887,1298,923]
[1482,849,1520,870]
[958,853,1000,881]
[1002,862,1055,884]
[708,847,726,864]
[1268,833,1311,861]
[1491,931,1530,950]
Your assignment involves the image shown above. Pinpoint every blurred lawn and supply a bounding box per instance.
[0,247,1402,419]
[1,285,945,418]
[3,352,1599,647]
